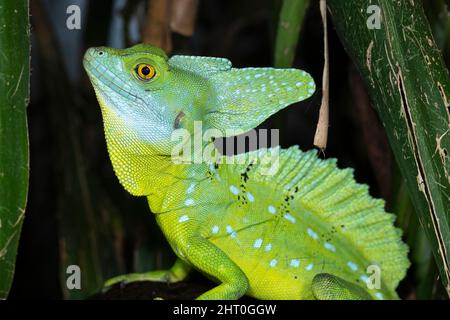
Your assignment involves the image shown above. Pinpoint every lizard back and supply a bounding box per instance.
[155,146,409,299]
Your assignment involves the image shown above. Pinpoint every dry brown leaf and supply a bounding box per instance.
[142,0,172,53]
[170,0,199,36]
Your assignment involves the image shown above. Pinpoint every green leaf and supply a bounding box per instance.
[423,0,449,50]
[327,0,450,296]
[0,0,30,299]
[274,0,310,68]
[394,175,436,298]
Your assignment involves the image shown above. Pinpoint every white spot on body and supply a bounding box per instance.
[295,81,303,87]
[269,259,278,267]
[268,205,276,214]
[253,238,263,248]
[229,185,239,195]
[375,292,384,300]
[211,225,219,234]
[178,215,189,223]
[185,198,194,206]
[247,192,255,202]
[307,228,318,240]
[186,183,196,194]
[226,225,237,238]
[265,244,272,252]
[284,214,296,224]
[347,261,358,271]
[306,263,314,271]
[290,259,300,268]
[360,275,369,284]
[324,242,336,252]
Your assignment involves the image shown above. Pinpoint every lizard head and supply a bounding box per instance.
[83,44,189,195]
[83,44,176,154]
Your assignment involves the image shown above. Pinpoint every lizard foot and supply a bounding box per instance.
[103,259,191,292]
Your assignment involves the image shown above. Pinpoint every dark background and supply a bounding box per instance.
[7,0,447,299]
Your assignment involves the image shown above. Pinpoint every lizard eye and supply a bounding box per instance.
[135,63,156,81]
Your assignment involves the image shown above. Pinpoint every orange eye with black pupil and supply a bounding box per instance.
[136,63,156,81]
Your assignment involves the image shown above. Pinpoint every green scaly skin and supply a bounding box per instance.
[83,44,409,300]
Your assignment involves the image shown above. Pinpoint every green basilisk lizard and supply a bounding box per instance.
[83,44,409,300]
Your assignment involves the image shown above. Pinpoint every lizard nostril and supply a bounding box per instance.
[98,51,104,56]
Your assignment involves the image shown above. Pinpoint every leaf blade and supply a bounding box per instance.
[328,0,450,296]
[274,0,310,68]
[0,0,30,299]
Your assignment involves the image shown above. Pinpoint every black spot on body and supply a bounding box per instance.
[240,172,249,183]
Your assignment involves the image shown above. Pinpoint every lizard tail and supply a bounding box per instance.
[312,273,373,300]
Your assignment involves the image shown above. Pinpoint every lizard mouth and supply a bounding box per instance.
[83,49,140,103]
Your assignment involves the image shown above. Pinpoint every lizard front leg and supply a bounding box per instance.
[103,258,191,289]
[181,236,249,300]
